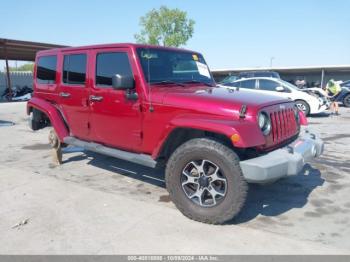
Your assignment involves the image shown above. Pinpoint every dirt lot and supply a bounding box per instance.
[0,102,349,254]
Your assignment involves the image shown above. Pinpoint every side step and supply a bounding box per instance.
[63,136,157,168]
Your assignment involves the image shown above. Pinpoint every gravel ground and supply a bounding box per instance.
[0,102,349,254]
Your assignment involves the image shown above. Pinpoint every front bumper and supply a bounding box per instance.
[240,130,324,183]
[311,103,329,114]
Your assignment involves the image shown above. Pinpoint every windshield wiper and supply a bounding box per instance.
[183,80,213,87]
[151,80,185,87]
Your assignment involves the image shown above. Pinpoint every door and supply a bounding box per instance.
[89,48,142,151]
[58,52,90,140]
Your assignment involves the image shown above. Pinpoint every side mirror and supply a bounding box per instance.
[275,86,285,92]
[112,74,135,89]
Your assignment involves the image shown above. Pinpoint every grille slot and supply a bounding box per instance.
[270,109,297,142]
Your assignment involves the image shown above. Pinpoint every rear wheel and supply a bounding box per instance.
[165,138,247,224]
[28,109,42,130]
[295,100,310,116]
[343,94,350,107]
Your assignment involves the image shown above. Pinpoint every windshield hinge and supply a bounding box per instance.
[239,105,247,118]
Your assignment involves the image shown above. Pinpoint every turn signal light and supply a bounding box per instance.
[231,134,240,143]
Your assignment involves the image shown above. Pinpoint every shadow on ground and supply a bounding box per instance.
[62,147,325,223]
[63,147,166,188]
[232,164,324,224]
[308,112,331,118]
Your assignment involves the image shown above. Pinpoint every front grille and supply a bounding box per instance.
[270,108,297,143]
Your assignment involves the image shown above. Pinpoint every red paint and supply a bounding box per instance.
[299,110,308,126]
[28,43,300,158]
[27,97,69,141]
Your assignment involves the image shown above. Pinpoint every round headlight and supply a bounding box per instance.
[258,112,271,135]
[258,113,267,129]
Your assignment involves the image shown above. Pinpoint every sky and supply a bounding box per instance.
[1,0,350,70]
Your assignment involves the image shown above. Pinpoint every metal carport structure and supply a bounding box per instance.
[0,38,67,99]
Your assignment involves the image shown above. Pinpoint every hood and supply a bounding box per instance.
[152,85,290,118]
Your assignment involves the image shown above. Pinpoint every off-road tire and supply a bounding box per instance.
[165,138,247,224]
[343,94,350,107]
[295,100,310,116]
[28,109,42,131]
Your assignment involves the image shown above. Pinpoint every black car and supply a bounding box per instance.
[238,71,280,79]
[336,81,350,107]
[341,80,350,88]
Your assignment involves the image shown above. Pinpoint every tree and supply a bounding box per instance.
[135,6,195,47]
[8,63,34,72]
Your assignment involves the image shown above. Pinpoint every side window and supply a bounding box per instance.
[36,55,57,84]
[240,79,256,89]
[259,80,280,91]
[95,52,132,87]
[63,54,87,85]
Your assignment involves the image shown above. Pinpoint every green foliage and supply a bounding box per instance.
[135,6,195,47]
[9,63,34,72]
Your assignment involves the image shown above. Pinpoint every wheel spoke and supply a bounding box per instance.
[190,160,206,174]
[210,166,226,183]
[208,186,225,198]
[181,170,198,186]
[190,188,204,206]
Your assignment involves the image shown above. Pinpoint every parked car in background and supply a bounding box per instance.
[341,80,350,88]
[336,81,350,107]
[224,77,329,115]
[1,85,32,101]
[238,71,280,79]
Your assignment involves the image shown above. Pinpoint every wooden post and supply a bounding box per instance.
[4,44,12,100]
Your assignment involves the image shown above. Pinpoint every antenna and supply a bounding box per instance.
[147,48,154,112]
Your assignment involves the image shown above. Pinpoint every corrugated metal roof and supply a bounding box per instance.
[0,38,68,61]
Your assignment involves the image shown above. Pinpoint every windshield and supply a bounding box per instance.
[278,79,301,90]
[137,48,215,86]
[220,75,239,84]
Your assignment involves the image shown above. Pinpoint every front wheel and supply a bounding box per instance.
[165,138,247,224]
[343,94,350,107]
[295,100,310,116]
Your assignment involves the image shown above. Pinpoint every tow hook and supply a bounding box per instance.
[286,146,294,154]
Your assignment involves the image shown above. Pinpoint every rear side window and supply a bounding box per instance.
[95,52,132,87]
[63,54,87,85]
[36,55,57,84]
[259,79,280,91]
[240,79,256,89]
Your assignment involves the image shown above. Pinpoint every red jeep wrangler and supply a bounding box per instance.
[27,43,324,224]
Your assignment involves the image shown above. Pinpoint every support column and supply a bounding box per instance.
[4,43,12,100]
[320,69,325,89]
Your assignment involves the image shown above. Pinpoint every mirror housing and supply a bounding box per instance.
[275,86,285,92]
[112,74,135,89]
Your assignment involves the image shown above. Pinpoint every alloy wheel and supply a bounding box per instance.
[181,160,227,207]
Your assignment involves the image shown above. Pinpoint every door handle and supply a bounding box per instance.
[59,92,71,98]
[89,95,103,102]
